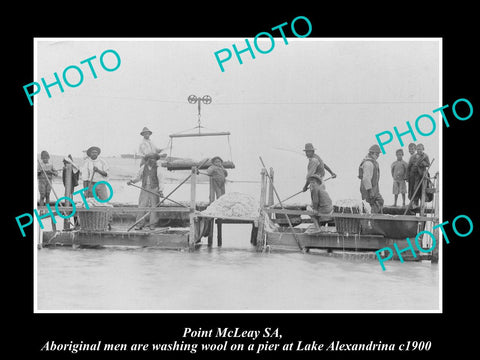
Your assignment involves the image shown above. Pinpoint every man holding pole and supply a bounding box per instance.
[127,153,164,230]
[302,143,336,192]
[38,150,57,206]
[81,146,110,200]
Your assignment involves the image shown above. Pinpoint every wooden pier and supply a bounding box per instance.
[39,164,439,263]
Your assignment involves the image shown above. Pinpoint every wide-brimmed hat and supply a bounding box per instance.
[140,127,152,136]
[86,146,101,157]
[303,143,316,152]
[211,156,223,163]
[63,154,73,164]
[144,152,161,161]
[308,174,323,183]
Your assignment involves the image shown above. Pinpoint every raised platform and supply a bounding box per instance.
[42,226,190,250]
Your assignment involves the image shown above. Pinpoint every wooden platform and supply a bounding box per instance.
[42,226,190,250]
[265,229,421,260]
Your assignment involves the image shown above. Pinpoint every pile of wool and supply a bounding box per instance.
[202,192,259,218]
[333,198,371,214]
[75,197,113,208]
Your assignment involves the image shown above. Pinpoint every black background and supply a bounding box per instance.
[6,4,478,359]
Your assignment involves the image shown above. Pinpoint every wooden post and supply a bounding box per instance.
[207,219,214,247]
[420,178,427,217]
[209,177,215,204]
[267,167,275,220]
[267,168,274,206]
[431,173,439,263]
[63,163,72,230]
[217,219,223,247]
[250,224,258,245]
[189,166,197,250]
[256,169,267,251]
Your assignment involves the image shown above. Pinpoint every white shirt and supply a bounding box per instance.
[81,157,109,182]
[138,139,160,156]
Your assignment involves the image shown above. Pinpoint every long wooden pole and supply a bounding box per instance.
[189,166,197,249]
[127,158,210,231]
[259,157,305,252]
[404,158,435,215]
[269,177,332,208]
[127,183,188,208]
[37,159,74,228]
[256,169,267,250]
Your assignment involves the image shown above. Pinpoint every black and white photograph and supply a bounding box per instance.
[7,7,478,359]
[33,38,441,312]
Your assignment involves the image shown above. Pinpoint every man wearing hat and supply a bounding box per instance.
[62,154,80,195]
[80,146,110,199]
[206,156,228,203]
[407,143,431,207]
[127,153,165,230]
[358,144,384,213]
[302,143,337,192]
[308,174,333,231]
[138,127,164,166]
[38,150,57,206]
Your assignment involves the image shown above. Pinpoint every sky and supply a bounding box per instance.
[35,38,440,202]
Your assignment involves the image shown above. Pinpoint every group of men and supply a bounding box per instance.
[302,141,431,228]
[38,128,431,232]
[38,126,229,231]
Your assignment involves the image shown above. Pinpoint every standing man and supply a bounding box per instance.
[81,146,110,200]
[127,153,164,230]
[302,143,337,192]
[391,149,408,207]
[408,143,431,207]
[308,174,333,231]
[206,156,228,203]
[358,144,384,213]
[406,142,417,201]
[38,150,57,206]
[138,127,164,166]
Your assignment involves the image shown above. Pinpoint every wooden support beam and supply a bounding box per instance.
[169,131,231,138]
[256,169,267,251]
[267,167,274,207]
[263,208,437,222]
[63,163,72,230]
[217,219,223,247]
[189,166,197,250]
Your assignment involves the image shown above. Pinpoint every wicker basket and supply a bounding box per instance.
[334,217,361,234]
[333,205,362,234]
[78,210,109,231]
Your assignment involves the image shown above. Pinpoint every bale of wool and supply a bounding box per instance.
[202,192,259,218]
[333,198,371,214]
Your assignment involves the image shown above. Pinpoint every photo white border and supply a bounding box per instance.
[32,37,443,314]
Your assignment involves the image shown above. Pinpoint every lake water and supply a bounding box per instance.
[36,225,440,312]
[36,178,440,312]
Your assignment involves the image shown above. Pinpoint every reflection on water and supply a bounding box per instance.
[37,225,439,311]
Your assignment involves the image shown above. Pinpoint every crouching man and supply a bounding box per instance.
[308,174,333,231]
[127,153,164,230]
